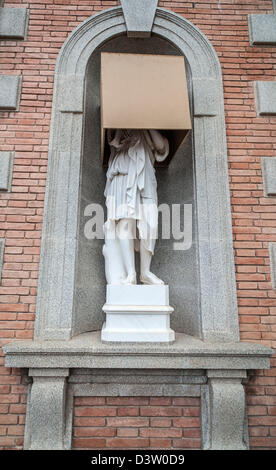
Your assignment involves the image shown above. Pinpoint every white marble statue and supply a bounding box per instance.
[103,129,169,285]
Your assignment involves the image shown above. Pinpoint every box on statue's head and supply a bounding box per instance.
[100,52,191,166]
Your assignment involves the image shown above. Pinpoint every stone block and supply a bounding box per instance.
[255,81,276,115]
[0,8,29,40]
[0,75,22,110]
[3,331,273,371]
[57,74,83,113]
[26,369,69,450]
[269,243,276,289]
[248,14,276,46]
[121,0,158,37]
[0,152,14,192]
[193,78,219,116]
[0,238,5,284]
[102,285,175,343]
[204,370,248,450]
[262,157,276,197]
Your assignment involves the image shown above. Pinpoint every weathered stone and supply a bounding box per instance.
[0,7,29,39]
[0,238,5,284]
[0,152,14,192]
[193,78,219,116]
[255,81,276,115]
[3,331,273,371]
[25,369,69,450]
[262,157,276,197]
[0,75,22,110]
[69,368,206,385]
[73,382,201,397]
[121,0,158,37]
[248,14,276,46]
[269,243,276,289]
[203,370,248,450]
[57,74,83,113]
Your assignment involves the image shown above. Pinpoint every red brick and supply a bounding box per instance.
[249,437,276,447]
[106,438,149,448]
[74,397,105,406]
[183,428,201,438]
[117,428,139,437]
[150,417,172,427]
[0,415,18,425]
[140,428,182,438]
[173,438,201,449]
[72,438,106,449]
[74,407,116,417]
[140,407,182,417]
[7,425,25,436]
[149,438,172,448]
[0,437,17,447]
[183,407,201,417]
[106,397,149,405]
[106,417,149,427]
[73,427,115,438]
[172,398,200,406]
[117,407,139,417]
[149,397,172,406]
[173,417,201,428]
[268,407,276,416]
[73,417,105,427]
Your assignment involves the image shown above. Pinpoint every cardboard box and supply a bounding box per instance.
[100,52,191,166]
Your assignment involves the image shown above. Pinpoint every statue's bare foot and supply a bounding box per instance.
[140,271,164,285]
[121,272,137,285]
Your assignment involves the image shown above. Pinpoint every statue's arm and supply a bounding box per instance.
[148,130,169,162]
[108,129,123,148]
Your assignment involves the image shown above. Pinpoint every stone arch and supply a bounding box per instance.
[34,6,239,342]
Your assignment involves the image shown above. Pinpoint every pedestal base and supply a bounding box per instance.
[101,285,175,343]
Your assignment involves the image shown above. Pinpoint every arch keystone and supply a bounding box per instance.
[120,0,158,37]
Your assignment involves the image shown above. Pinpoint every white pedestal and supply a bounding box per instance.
[101,285,175,343]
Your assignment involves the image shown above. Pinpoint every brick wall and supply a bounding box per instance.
[72,397,201,450]
[0,0,276,450]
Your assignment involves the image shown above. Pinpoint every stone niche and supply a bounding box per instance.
[74,35,200,338]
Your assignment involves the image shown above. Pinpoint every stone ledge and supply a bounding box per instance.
[3,331,273,371]
[248,14,276,46]
[0,8,29,40]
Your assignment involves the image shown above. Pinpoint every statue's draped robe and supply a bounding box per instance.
[104,129,169,254]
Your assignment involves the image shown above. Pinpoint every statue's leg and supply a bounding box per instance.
[139,198,164,285]
[140,241,164,285]
[116,218,137,284]
[103,222,126,284]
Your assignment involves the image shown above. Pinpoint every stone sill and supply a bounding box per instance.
[3,331,273,371]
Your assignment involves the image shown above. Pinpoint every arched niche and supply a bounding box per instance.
[76,35,200,338]
[34,7,239,343]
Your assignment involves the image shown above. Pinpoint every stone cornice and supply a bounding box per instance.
[3,332,273,371]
